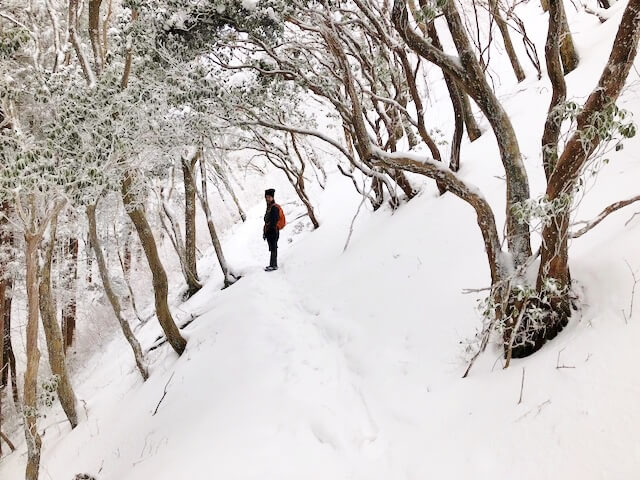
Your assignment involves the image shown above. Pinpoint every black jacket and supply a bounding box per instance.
[264,203,280,237]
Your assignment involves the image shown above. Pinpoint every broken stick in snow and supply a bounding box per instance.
[153,372,175,416]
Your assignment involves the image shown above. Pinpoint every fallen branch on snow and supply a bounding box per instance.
[153,372,175,416]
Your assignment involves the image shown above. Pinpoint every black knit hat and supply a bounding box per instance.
[265,188,275,197]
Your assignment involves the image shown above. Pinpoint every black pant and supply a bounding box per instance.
[266,230,279,267]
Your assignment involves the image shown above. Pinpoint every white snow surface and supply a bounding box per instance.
[3,2,640,479]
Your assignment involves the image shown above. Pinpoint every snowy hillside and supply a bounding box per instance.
[2,0,640,479]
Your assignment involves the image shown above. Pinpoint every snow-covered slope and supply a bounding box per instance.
[2,2,640,479]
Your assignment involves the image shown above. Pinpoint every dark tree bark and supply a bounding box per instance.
[62,237,78,351]
[122,173,187,356]
[88,0,103,75]
[182,154,201,297]
[2,280,18,407]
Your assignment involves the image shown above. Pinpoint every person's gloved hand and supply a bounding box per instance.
[263,233,266,241]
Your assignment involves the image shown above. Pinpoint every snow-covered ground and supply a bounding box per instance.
[2,1,640,479]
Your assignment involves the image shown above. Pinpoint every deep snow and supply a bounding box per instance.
[2,1,640,479]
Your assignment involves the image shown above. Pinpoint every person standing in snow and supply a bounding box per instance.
[263,188,280,271]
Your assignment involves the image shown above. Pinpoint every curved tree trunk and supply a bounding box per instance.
[393,0,533,268]
[87,204,148,379]
[122,173,187,355]
[508,0,640,359]
[38,213,79,429]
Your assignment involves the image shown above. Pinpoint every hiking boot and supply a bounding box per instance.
[264,266,278,272]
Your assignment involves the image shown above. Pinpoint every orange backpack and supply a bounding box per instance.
[275,204,286,230]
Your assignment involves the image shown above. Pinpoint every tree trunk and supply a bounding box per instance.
[410,0,481,144]
[542,0,567,180]
[121,173,187,355]
[426,22,465,171]
[558,0,579,74]
[461,94,482,141]
[0,203,7,406]
[490,0,526,82]
[85,233,94,285]
[2,281,19,407]
[192,156,236,287]
[115,231,145,324]
[69,0,95,85]
[0,430,15,454]
[540,0,640,287]
[182,155,201,297]
[62,237,78,351]
[160,194,202,296]
[510,0,640,359]
[289,135,321,228]
[87,204,148,379]
[212,162,247,222]
[38,213,79,428]
[393,0,533,267]
[23,232,43,480]
[1,297,6,388]
[88,0,103,75]
[0,277,4,458]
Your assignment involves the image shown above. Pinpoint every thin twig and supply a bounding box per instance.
[152,372,175,416]
[518,367,525,405]
[461,286,492,294]
[556,348,575,369]
[343,181,372,252]
[625,210,640,227]
[571,195,640,238]
[622,259,638,323]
